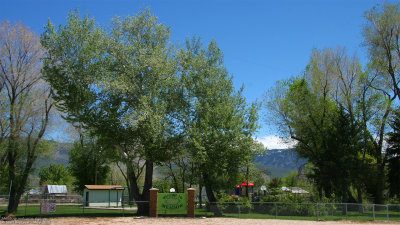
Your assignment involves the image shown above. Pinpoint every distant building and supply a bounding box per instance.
[290,187,309,194]
[26,188,41,196]
[45,185,68,198]
[280,186,309,194]
[83,185,125,207]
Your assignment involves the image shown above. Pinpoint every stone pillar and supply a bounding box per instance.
[187,188,195,217]
[149,188,159,217]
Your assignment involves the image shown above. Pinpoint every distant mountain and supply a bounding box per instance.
[49,142,73,165]
[35,142,307,179]
[254,148,307,178]
[35,141,73,170]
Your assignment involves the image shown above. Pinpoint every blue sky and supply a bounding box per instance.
[0,0,392,146]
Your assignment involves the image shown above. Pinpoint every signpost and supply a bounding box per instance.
[149,188,195,217]
[158,193,187,213]
[40,201,56,213]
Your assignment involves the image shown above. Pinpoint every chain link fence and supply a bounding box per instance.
[0,194,148,218]
[199,202,400,221]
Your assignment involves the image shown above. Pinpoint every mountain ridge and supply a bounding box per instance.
[37,143,307,178]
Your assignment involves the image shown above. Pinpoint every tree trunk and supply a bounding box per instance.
[199,184,203,209]
[357,187,363,203]
[341,187,348,215]
[245,166,249,198]
[8,154,36,213]
[134,160,153,216]
[7,194,21,213]
[94,155,98,185]
[203,172,222,216]
[374,163,385,204]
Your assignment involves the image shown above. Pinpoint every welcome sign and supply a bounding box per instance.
[158,193,187,213]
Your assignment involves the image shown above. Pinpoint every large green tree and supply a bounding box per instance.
[265,46,395,203]
[387,109,400,198]
[39,164,71,186]
[178,38,262,215]
[69,134,110,194]
[41,10,179,215]
[265,48,373,202]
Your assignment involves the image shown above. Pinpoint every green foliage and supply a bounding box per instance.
[239,166,267,191]
[282,171,299,187]
[69,135,110,194]
[41,10,179,161]
[265,47,381,202]
[41,10,182,213]
[152,180,170,193]
[267,177,282,189]
[257,194,313,216]
[39,164,71,186]
[387,108,400,198]
[177,37,263,202]
[217,194,252,213]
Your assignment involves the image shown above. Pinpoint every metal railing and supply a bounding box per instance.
[200,202,400,221]
[0,195,148,218]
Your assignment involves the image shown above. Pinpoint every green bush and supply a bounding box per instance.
[218,194,253,214]
[255,193,314,216]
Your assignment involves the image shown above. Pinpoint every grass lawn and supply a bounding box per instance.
[0,205,138,218]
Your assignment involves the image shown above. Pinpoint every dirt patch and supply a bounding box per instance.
[1,217,399,225]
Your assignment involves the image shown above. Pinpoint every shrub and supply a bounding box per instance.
[218,194,253,214]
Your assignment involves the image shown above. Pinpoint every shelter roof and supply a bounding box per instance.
[240,181,254,187]
[84,185,124,190]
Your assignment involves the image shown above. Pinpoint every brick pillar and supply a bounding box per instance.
[149,188,159,217]
[187,188,195,217]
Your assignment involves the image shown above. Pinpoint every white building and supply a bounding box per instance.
[45,185,68,198]
[83,185,125,207]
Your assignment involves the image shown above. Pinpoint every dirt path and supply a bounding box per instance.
[1,217,399,225]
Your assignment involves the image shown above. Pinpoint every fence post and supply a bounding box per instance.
[345,203,348,220]
[386,204,389,221]
[187,188,195,218]
[275,202,277,218]
[122,193,125,217]
[149,188,158,217]
[238,203,240,218]
[316,203,319,221]
[40,201,42,218]
[373,204,375,221]
[25,193,28,217]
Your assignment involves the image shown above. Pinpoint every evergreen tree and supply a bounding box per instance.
[69,134,110,194]
[387,109,400,197]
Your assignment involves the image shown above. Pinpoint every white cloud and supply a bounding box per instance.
[256,135,296,150]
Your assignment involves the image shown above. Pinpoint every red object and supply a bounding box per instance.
[239,181,254,187]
